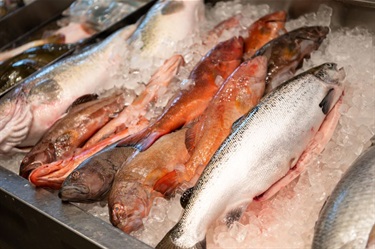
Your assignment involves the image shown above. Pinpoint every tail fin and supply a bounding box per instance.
[156,229,206,249]
[117,127,160,151]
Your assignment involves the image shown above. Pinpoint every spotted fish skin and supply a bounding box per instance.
[156,63,345,249]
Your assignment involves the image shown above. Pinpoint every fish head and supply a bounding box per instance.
[0,91,32,155]
[310,63,345,114]
[109,181,158,233]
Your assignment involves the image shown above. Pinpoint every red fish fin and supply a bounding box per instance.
[66,94,99,113]
[185,118,204,154]
[117,128,160,152]
[255,99,342,202]
[153,170,183,197]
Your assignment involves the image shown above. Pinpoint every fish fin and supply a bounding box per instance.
[117,128,159,151]
[185,118,203,154]
[319,88,334,114]
[66,94,99,113]
[153,170,183,197]
[156,226,206,249]
[180,186,194,209]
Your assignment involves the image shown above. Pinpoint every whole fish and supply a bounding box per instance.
[156,63,345,249]
[0,0,203,155]
[252,26,329,93]
[109,128,190,234]
[312,137,375,249]
[27,54,184,189]
[19,91,126,178]
[153,56,268,195]
[118,36,244,152]
[59,146,136,202]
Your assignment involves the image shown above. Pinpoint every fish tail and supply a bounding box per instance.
[156,230,206,249]
[118,128,161,151]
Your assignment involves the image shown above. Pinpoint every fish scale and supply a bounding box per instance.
[156,63,344,249]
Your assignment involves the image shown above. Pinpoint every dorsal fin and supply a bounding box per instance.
[66,94,98,113]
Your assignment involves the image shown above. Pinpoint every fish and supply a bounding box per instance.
[153,56,268,195]
[128,0,204,58]
[156,62,345,249]
[109,128,190,234]
[252,25,329,93]
[0,0,203,155]
[0,43,72,96]
[312,137,375,249]
[118,36,244,152]
[58,146,136,202]
[27,54,184,189]
[19,91,126,179]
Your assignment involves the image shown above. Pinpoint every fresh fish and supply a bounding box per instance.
[253,26,329,93]
[153,56,268,195]
[109,128,190,234]
[0,43,72,96]
[59,146,136,202]
[128,0,204,58]
[19,91,126,179]
[156,63,345,249]
[0,24,136,155]
[27,54,184,189]
[312,137,375,249]
[244,11,287,58]
[0,0,203,155]
[118,36,244,152]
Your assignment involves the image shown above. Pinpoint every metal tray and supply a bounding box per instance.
[0,0,374,248]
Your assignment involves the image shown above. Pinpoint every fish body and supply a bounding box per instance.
[156,63,344,249]
[109,128,190,233]
[59,146,136,202]
[312,139,375,249]
[119,36,244,152]
[0,24,136,155]
[254,26,329,93]
[129,0,204,58]
[19,91,126,178]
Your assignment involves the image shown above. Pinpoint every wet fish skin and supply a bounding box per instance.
[156,63,344,249]
[312,140,375,249]
[254,25,329,93]
[119,36,244,152]
[109,128,190,234]
[59,146,135,202]
[19,91,126,178]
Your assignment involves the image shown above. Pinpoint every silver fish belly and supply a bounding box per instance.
[312,138,375,249]
[156,63,344,249]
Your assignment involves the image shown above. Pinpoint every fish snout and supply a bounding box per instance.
[58,184,90,202]
[19,161,42,179]
[111,201,145,233]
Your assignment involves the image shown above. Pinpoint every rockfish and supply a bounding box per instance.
[312,137,375,249]
[156,63,345,249]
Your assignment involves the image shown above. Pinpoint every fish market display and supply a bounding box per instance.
[0,1,374,249]
[109,128,190,234]
[59,146,136,202]
[0,0,203,155]
[312,137,375,249]
[156,63,344,249]
[20,91,126,179]
[0,43,72,96]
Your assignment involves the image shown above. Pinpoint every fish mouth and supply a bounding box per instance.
[58,185,90,202]
[19,161,42,179]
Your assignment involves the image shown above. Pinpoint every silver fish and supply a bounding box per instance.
[156,63,345,249]
[312,137,375,249]
[0,0,203,155]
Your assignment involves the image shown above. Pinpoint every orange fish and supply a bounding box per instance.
[109,128,190,234]
[118,36,244,151]
[154,56,268,195]
[20,92,126,179]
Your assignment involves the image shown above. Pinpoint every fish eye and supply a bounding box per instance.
[71,171,80,180]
